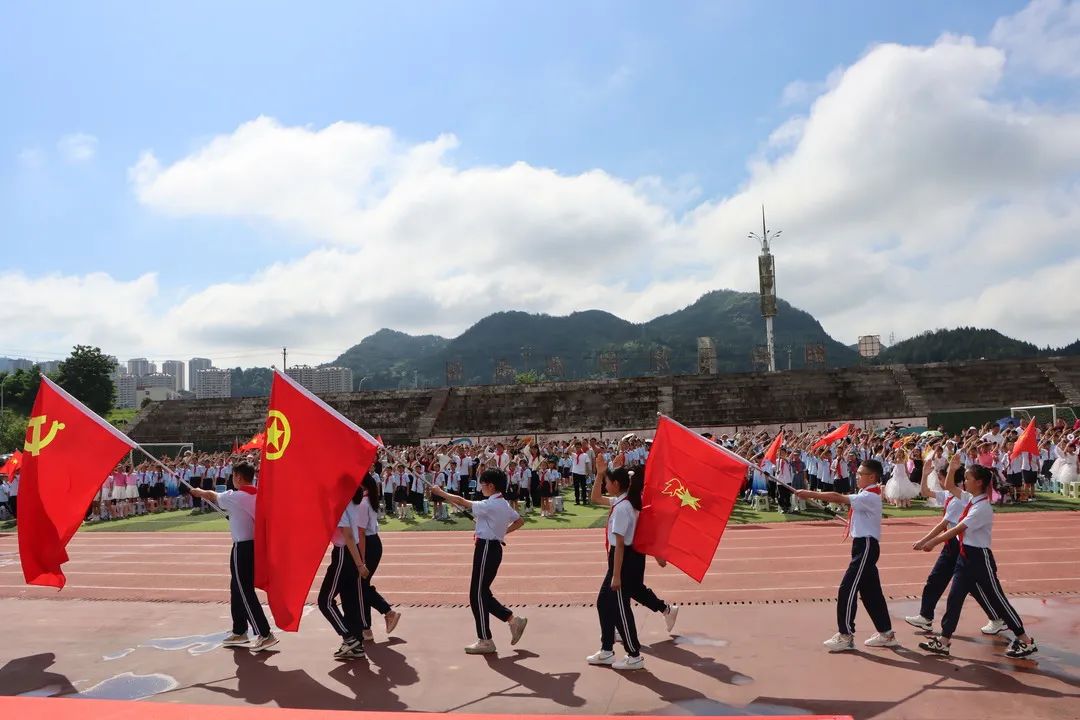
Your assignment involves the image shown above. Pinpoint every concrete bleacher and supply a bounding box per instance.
[671,366,910,426]
[432,378,661,437]
[908,358,1069,410]
[127,356,1080,448]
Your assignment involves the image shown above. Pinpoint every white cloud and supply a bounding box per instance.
[17,148,44,170]
[9,24,1080,366]
[991,0,1080,77]
[57,133,98,163]
[0,271,159,354]
[779,66,844,106]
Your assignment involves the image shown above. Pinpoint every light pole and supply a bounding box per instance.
[748,205,781,373]
[357,376,369,391]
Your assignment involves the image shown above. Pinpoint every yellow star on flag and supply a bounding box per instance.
[675,487,701,510]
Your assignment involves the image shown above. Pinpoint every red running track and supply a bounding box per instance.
[0,512,1077,606]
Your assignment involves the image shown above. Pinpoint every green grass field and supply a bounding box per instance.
[3,488,1071,534]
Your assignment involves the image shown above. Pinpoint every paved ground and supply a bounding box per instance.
[2,513,1078,604]
[0,512,1077,718]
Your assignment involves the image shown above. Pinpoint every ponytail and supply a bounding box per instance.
[604,466,642,511]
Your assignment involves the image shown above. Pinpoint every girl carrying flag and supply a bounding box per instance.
[586,452,647,671]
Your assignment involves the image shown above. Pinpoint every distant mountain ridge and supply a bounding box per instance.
[329,290,859,390]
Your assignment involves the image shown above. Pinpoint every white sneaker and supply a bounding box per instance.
[904,614,933,632]
[612,655,644,671]
[509,616,528,645]
[864,632,900,648]
[664,604,680,633]
[823,633,855,652]
[222,633,249,647]
[385,610,401,634]
[250,633,279,653]
[464,639,497,655]
[587,649,615,666]
[981,619,1006,635]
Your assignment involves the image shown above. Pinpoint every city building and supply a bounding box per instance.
[189,357,212,393]
[136,387,180,406]
[315,366,354,394]
[195,368,231,399]
[286,365,354,394]
[137,372,176,391]
[127,358,151,377]
[38,360,61,374]
[285,365,317,389]
[115,375,138,409]
[161,360,185,392]
[148,361,158,375]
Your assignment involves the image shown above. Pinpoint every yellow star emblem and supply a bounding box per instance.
[675,487,701,510]
[662,477,701,511]
[264,410,291,461]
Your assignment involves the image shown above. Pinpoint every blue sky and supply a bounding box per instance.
[2,1,1078,367]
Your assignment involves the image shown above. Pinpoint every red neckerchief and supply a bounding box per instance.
[237,485,257,496]
[844,485,881,541]
[605,496,627,552]
[957,495,988,557]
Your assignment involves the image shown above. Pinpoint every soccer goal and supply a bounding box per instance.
[1010,404,1078,426]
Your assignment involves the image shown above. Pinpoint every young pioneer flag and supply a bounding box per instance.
[761,431,784,467]
[255,370,380,632]
[811,422,852,450]
[18,376,136,588]
[635,415,748,583]
[1010,418,1039,461]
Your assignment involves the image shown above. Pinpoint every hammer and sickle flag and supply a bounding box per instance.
[635,415,748,583]
[18,376,136,588]
[255,370,379,632]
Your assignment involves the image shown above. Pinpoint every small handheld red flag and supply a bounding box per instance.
[812,423,852,450]
[1010,419,1038,461]
[18,376,135,588]
[255,371,379,631]
[239,432,266,451]
[635,415,748,583]
[762,431,784,467]
[1,450,22,479]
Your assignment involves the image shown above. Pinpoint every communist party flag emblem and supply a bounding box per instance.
[18,376,135,588]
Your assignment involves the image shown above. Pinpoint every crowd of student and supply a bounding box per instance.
[743,418,1080,514]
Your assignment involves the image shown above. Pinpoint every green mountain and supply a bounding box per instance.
[876,328,1040,364]
[328,290,861,389]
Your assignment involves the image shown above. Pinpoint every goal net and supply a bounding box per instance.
[1010,405,1078,426]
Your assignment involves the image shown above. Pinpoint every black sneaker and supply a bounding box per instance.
[918,637,950,656]
[1004,638,1038,659]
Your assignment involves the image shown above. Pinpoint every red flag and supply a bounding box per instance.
[18,376,135,588]
[635,415,748,583]
[1010,418,1038,461]
[811,422,852,450]
[239,432,266,451]
[1,450,22,479]
[255,371,379,631]
[761,431,784,467]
